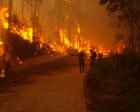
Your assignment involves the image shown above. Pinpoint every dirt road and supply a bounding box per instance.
[0,55,87,112]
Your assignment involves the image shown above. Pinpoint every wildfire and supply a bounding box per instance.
[0,7,33,43]
[0,40,3,46]
[11,26,33,43]
[77,26,81,34]
[0,46,4,57]
[60,29,70,47]
[49,25,112,57]
[116,41,126,53]
[0,7,34,77]
[0,6,126,61]
[0,68,5,78]
[65,0,71,4]
[16,56,23,65]
[0,8,9,29]
[0,40,5,78]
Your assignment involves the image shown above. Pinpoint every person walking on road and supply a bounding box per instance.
[90,50,97,67]
[78,51,85,73]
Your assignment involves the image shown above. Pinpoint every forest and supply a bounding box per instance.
[0,0,140,112]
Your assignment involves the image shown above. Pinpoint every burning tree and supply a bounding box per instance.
[0,1,53,78]
[24,0,44,40]
[0,0,122,77]
[45,0,113,56]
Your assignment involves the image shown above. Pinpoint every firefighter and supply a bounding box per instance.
[78,51,85,73]
[90,50,97,67]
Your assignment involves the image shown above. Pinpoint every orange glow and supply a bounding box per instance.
[116,41,126,53]
[0,68,5,78]
[77,26,80,34]
[0,8,9,29]
[0,7,33,43]
[49,26,112,57]
[0,7,34,77]
[0,40,3,46]
[16,56,23,65]
[65,0,71,3]
[0,46,4,57]
[11,27,33,43]
[0,6,125,59]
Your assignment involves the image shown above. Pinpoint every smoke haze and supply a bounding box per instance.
[13,0,118,50]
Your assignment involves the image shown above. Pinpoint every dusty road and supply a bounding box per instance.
[0,55,87,112]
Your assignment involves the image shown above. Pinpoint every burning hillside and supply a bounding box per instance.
[0,6,51,77]
[0,7,33,42]
[0,5,125,58]
[49,26,115,57]
[0,4,126,78]
[2,9,124,54]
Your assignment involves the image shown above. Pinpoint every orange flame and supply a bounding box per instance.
[0,7,33,43]
[49,26,112,57]
[0,6,126,59]
[116,41,126,53]
[48,24,114,57]
[0,68,5,78]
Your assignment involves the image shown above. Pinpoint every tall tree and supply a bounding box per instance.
[8,0,13,30]
[99,0,140,51]
[21,0,25,20]
[24,0,43,40]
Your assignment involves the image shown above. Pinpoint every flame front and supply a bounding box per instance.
[0,6,126,78]
[49,25,112,57]
[11,26,33,43]
[0,7,33,43]
[0,6,125,58]
[117,41,126,53]
[0,7,34,77]
[0,8,9,29]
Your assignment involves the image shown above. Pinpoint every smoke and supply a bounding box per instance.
[12,0,118,50]
[116,33,124,42]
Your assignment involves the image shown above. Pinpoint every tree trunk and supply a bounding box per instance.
[129,19,135,51]
[131,22,134,51]
[21,0,24,20]
[57,7,60,44]
[8,0,13,30]
[68,4,71,47]
[126,2,140,36]
[32,0,38,41]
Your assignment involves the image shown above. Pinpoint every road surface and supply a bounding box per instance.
[0,55,87,112]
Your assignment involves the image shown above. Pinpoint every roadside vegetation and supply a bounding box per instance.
[85,52,140,112]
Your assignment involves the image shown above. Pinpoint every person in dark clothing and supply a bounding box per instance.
[90,50,97,67]
[78,51,85,73]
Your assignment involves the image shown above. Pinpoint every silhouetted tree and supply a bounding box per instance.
[24,0,44,40]
[99,0,140,51]
[8,0,13,30]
